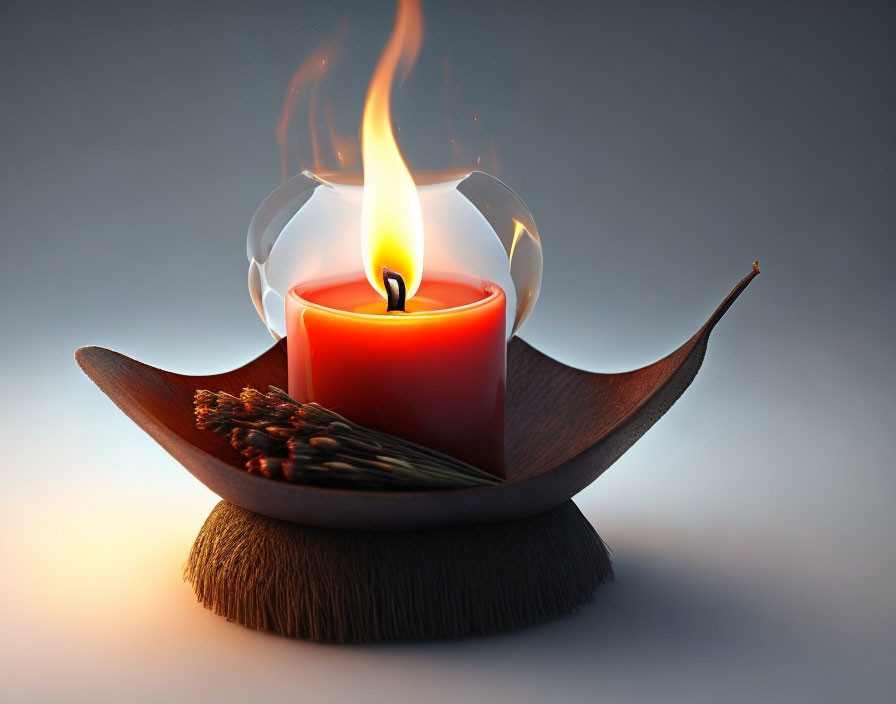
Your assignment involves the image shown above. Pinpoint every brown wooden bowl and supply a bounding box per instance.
[76,266,758,530]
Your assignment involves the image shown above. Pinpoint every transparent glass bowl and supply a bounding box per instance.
[248,169,542,340]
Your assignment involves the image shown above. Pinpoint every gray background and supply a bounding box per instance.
[1,0,893,702]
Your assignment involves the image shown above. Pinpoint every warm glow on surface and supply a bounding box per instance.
[360,0,425,300]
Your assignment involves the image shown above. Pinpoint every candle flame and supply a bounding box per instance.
[360,0,425,300]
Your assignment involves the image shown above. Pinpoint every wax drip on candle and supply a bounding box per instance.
[382,267,407,312]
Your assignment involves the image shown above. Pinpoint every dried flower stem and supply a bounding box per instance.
[194,387,501,491]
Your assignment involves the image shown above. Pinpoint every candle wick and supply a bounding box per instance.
[382,267,407,312]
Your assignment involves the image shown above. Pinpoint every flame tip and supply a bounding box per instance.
[360,0,425,300]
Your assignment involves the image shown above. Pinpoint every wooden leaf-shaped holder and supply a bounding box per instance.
[77,265,759,641]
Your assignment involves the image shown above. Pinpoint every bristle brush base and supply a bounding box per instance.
[185,499,613,642]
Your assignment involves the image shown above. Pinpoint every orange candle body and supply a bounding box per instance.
[286,276,506,477]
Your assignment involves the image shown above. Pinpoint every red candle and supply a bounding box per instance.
[286,275,506,477]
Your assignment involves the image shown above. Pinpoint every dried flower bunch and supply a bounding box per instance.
[194,387,501,490]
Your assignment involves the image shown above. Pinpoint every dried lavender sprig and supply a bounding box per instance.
[194,387,502,491]
[198,386,496,483]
